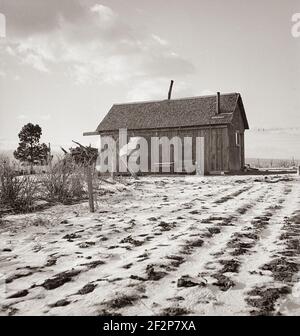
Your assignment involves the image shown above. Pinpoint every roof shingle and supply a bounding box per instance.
[95,92,248,132]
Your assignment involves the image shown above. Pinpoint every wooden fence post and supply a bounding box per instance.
[86,165,95,213]
[71,140,97,213]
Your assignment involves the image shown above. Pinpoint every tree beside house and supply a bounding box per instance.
[14,123,50,173]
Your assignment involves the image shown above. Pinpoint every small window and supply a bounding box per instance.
[236,131,240,147]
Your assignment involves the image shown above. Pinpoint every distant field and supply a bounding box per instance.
[0,175,299,316]
[246,158,299,169]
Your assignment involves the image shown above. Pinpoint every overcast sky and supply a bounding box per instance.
[0,0,299,159]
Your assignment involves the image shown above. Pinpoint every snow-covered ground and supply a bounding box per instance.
[0,175,299,316]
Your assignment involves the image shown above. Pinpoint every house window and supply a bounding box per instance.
[236,131,241,147]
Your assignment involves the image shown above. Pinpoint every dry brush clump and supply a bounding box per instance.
[0,155,93,213]
[40,156,87,204]
[0,161,38,212]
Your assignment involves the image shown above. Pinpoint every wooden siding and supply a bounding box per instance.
[228,103,246,171]
[100,125,230,174]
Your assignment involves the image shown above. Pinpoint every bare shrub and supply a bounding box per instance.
[0,162,38,212]
[41,157,86,204]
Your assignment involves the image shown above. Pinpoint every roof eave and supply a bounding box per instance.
[94,123,230,134]
[83,131,101,136]
[237,95,249,129]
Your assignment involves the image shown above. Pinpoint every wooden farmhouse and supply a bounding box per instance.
[84,90,249,175]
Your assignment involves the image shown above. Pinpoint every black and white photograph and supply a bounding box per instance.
[0,0,300,319]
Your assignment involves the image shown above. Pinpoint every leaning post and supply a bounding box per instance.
[85,164,95,213]
[72,140,96,213]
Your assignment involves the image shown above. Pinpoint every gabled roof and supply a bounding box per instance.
[93,92,249,133]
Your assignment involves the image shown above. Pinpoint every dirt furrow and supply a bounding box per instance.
[203,181,299,315]
[1,176,298,316]
[120,183,271,315]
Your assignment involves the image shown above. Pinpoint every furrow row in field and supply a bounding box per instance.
[243,182,300,315]
[116,183,273,315]
[0,178,258,315]
[1,176,298,316]
[197,182,297,315]
[43,183,261,315]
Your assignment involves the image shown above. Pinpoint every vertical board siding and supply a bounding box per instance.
[100,124,236,175]
[229,104,246,171]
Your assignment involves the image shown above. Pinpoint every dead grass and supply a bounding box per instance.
[0,163,38,212]
[41,157,86,204]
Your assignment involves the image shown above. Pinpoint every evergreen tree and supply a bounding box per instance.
[14,123,49,173]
